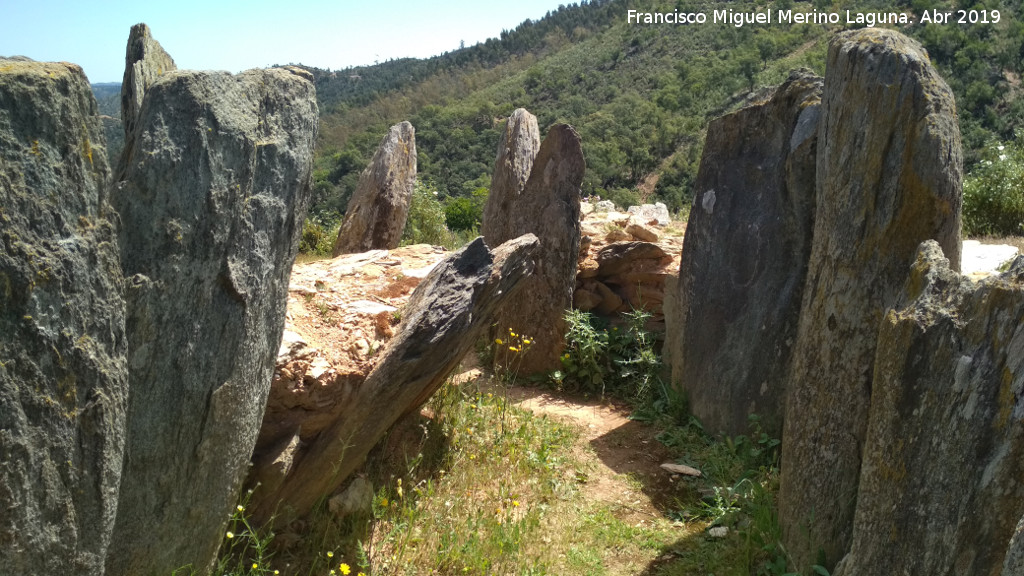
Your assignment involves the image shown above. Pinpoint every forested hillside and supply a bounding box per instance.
[302,0,1022,226]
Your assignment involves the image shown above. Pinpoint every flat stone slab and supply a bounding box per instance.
[962,240,1019,278]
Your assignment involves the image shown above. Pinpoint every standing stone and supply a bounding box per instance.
[0,59,127,575]
[481,108,541,244]
[669,69,820,438]
[106,68,317,576]
[332,122,416,255]
[119,23,176,146]
[490,124,585,374]
[834,242,1024,576]
[779,29,963,571]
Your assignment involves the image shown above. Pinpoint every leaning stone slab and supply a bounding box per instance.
[834,241,1024,576]
[332,121,417,255]
[0,58,127,575]
[249,235,540,526]
[105,67,317,576]
[670,69,820,439]
[779,29,963,571]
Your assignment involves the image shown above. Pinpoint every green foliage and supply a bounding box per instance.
[963,138,1024,236]
[299,214,340,256]
[444,187,488,231]
[555,308,681,416]
[401,179,452,246]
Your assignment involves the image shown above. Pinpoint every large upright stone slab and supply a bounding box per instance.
[481,108,541,244]
[834,242,1024,576]
[779,29,963,571]
[0,59,127,575]
[119,23,176,145]
[332,121,416,255]
[669,69,821,438]
[490,124,585,374]
[106,68,317,576]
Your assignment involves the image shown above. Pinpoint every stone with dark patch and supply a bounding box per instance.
[668,69,821,438]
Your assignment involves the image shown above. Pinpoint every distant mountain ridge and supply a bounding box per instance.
[92,0,1024,220]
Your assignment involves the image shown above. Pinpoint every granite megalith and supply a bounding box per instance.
[0,58,127,575]
[105,67,317,576]
[332,121,417,255]
[488,123,585,374]
[833,242,1024,576]
[779,29,963,570]
[481,107,541,244]
[669,69,821,438]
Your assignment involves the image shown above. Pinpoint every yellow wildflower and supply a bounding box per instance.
[252,563,258,570]
[340,564,352,575]
[495,338,503,345]
[236,504,244,512]
[225,531,234,539]
[512,500,520,507]
[523,339,531,344]
[327,551,334,558]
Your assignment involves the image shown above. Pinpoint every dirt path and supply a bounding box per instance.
[458,356,684,534]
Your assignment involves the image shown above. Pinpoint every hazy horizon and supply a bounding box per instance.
[0,0,573,84]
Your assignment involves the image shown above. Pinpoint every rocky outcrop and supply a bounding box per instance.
[627,202,671,227]
[106,68,317,576]
[249,235,540,525]
[490,124,585,374]
[0,58,126,576]
[833,242,1024,576]
[119,23,175,146]
[779,29,963,570]
[574,203,685,332]
[482,108,541,244]
[332,121,417,255]
[669,70,820,439]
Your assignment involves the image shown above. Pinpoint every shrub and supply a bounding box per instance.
[443,187,488,231]
[555,308,679,416]
[402,180,460,248]
[299,215,340,256]
[963,138,1024,237]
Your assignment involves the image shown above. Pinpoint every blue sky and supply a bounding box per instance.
[0,0,571,83]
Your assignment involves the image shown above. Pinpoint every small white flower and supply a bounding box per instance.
[998,145,1005,151]
[432,191,438,195]
[999,154,1007,161]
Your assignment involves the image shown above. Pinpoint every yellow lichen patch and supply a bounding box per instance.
[997,366,1015,430]
[31,139,40,156]
[82,136,93,166]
